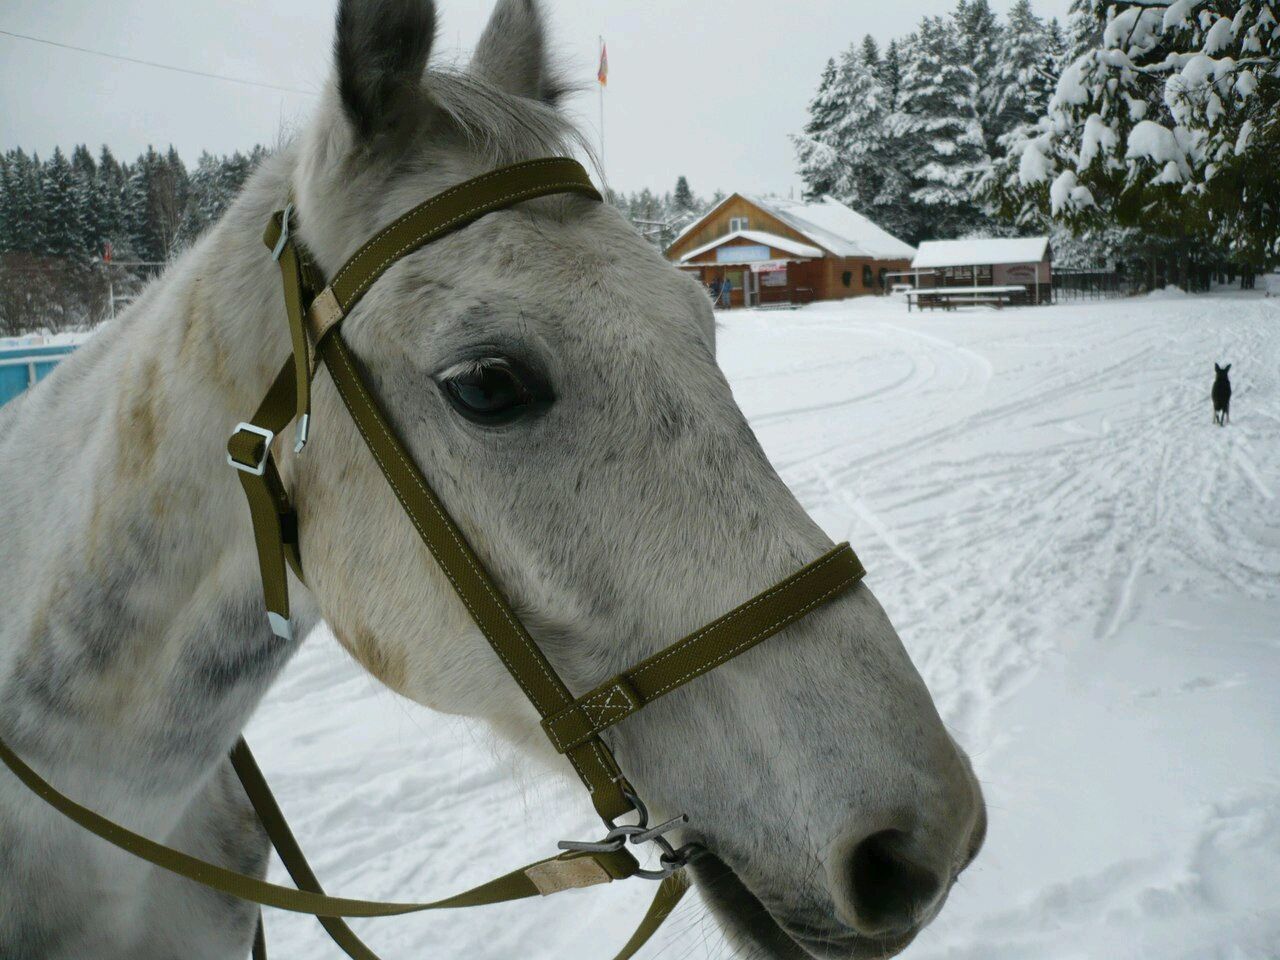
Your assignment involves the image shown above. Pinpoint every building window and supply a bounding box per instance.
[728,217,749,232]
[862,265,874,287]
[941,265,993,285]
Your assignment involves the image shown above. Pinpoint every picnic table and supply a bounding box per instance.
[906,285,1028,312]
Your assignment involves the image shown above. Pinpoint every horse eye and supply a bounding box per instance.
[438,359,551,425]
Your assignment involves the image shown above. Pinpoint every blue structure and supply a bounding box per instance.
[0,341,79,408]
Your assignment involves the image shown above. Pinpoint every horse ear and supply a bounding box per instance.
[471,0,565,104]
[334,0,437,142]
[1215,363,1222,373]
[1224,364,1231,373]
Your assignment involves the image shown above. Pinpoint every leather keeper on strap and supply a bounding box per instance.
[541,543,865,754]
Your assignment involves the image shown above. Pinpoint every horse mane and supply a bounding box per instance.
[424,67,602,180]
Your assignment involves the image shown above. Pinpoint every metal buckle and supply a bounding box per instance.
[558,790,700,881]
[271,203,294,262]
[293,413,310,455]
[267,611,293,642]
[226,423,275,476]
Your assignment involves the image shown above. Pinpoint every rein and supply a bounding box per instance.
[0,158,866,960]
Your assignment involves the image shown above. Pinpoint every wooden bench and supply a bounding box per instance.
[907,286,1026,312]
[911,294,957,312]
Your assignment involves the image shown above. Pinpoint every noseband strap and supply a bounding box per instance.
[542,543,864,753]
[0,158,866,960]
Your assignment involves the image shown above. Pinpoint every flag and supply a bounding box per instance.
[597,42,608,86]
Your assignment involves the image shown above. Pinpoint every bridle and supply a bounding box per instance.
[0,158,866,960]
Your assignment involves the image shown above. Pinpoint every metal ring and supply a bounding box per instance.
[557,787,694,879]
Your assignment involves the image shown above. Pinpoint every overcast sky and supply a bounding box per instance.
[1,0,1071,198]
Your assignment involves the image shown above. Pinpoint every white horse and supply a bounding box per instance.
[0,2,985,957]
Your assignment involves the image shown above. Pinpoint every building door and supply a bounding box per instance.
[724,269,744,308]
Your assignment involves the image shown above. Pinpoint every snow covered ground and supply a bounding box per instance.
[248,291,1280,960]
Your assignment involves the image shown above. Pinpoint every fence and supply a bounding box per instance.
[0,254,162,336]
[1052,269,1129,302]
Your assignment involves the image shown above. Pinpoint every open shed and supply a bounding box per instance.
[911,237,1053,304]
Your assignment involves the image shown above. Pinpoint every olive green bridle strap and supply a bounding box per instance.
[0,735,640,918]
[230,741,687,960]
[0,158,862,960]
[252,915,267,960]
[315,337,863,813]
[227,362,304,637]
[541,543,864,754]
[321,332,638,819]
[0,734,685,960]
[227,156,863,956]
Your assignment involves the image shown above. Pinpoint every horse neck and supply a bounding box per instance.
[0,148,314,822]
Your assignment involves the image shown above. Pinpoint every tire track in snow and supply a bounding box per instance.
[799,344,1157,478]
[803,301,1277,743]
[750,357,919,425]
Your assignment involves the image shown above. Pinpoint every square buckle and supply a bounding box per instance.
[227,423,275,476]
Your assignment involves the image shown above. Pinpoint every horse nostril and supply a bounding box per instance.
[846,829,943,937]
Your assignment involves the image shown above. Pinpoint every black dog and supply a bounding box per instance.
[1212,363,1232,425]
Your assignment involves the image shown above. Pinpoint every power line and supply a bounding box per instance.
[0,27,317,96]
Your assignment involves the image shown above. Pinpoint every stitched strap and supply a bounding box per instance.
[217,156,866,959]
[250,159,634,817]
[540,544,865,754]
[0,157,855,960]
[320,331,635,823]
[328,157,600,314]
[244,158,865,811]
[258,157,603,356]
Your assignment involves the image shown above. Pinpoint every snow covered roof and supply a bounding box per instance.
[679,229,823,263]
[912,237,1050,269]
[668,193,916,261]
[743,195,917,260]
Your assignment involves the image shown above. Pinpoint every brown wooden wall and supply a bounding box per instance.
[669,193,913,307]
[682,255,913,308]
[812,257,914,299]
[666,195,822,261]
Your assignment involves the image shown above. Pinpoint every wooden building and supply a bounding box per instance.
[911,237,1053,304]
[665,194,916,308]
